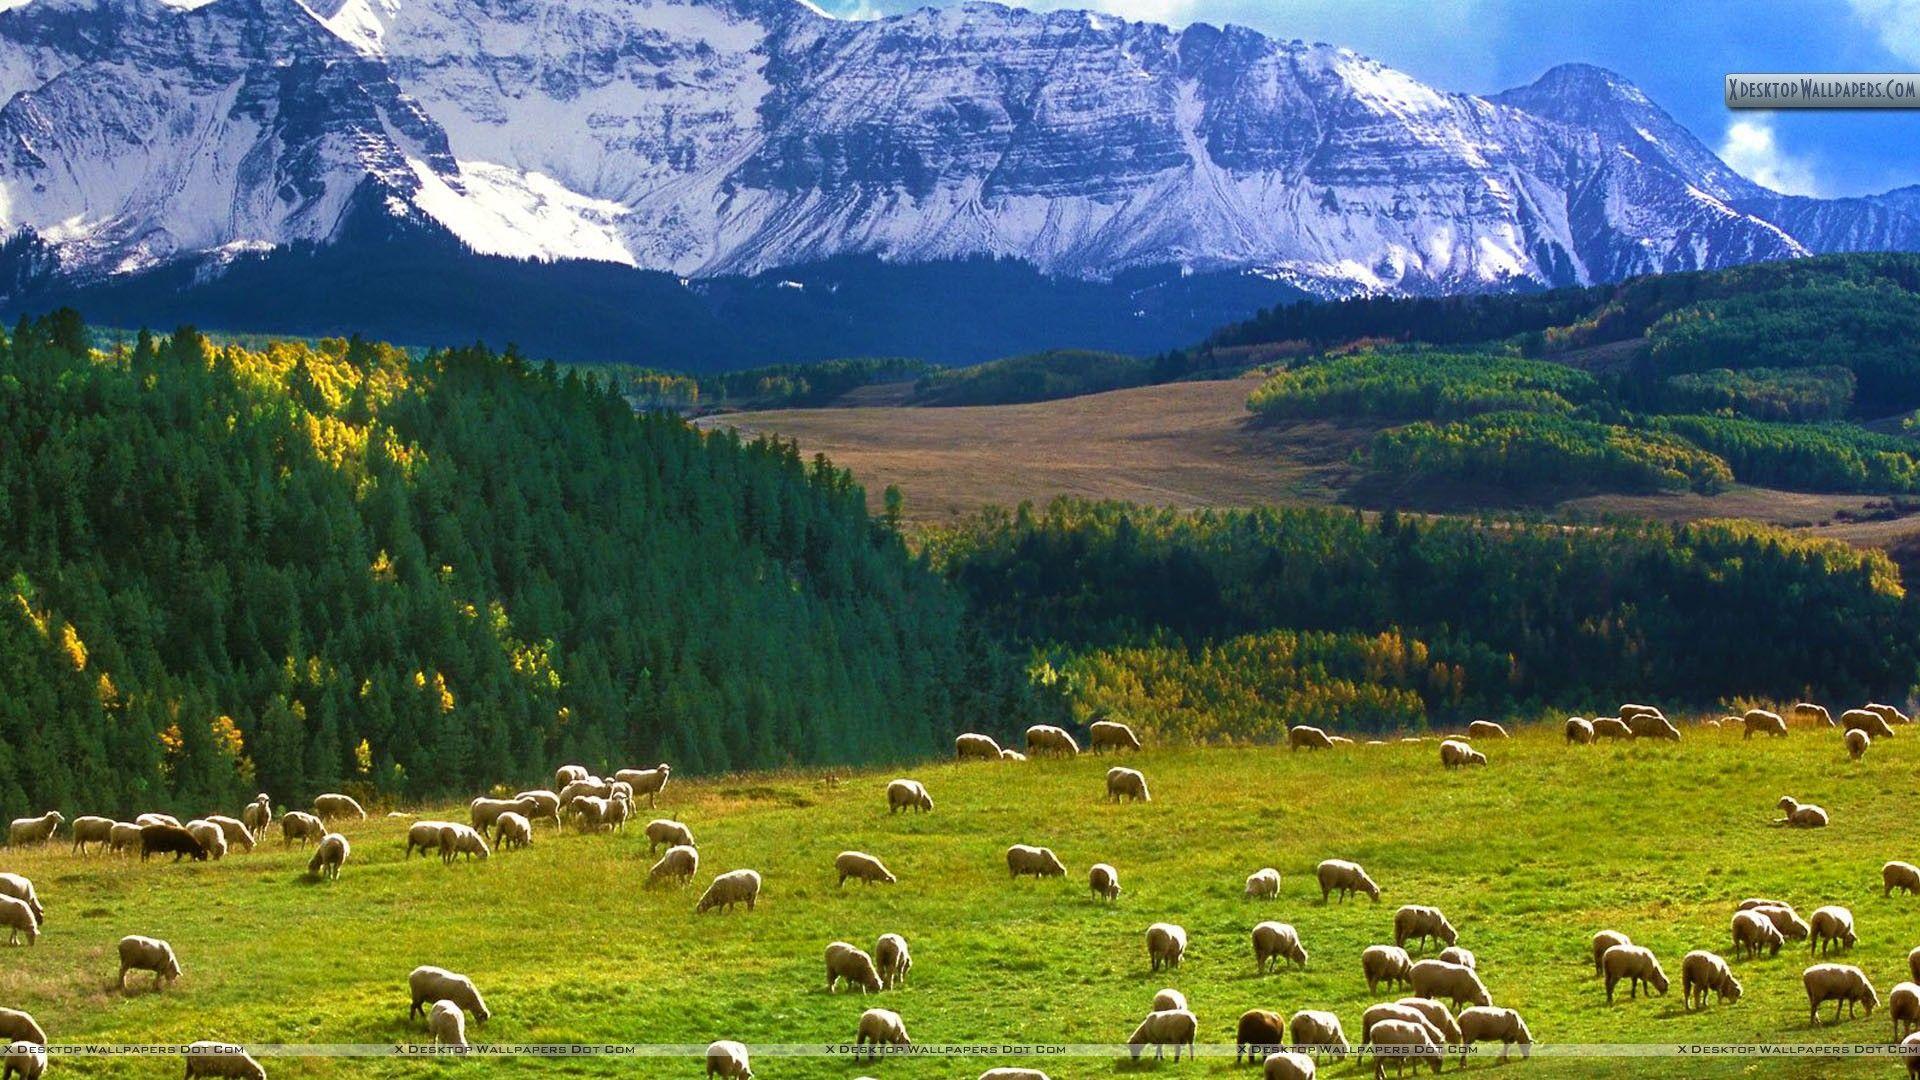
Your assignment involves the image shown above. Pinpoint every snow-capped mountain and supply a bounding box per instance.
[0,0,1914,298]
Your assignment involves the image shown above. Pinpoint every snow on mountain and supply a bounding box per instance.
[0,0,1911,297]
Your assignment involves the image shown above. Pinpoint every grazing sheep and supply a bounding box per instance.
[705,1040,752,1080]
[1000,749,1026,762]
[1681,950,1742,1009]
[1591,717,1633,740]
[1393,905,1457,951]
[108,822,142,855]
[1564,717,1594,744]
[613,764,671,807]
[117,935,181,990]
[647,845,699,888]
[1360,1004,1443,1048]
[0,1011,44,1047]
[1289,725,1334,751]
[1804,963,1878,1023]
[835,851,897,887]
[565,796,611,831]
[1245,867,1281,900]
[856,1007,910,1049]
[1394,998,1461,1044]
[1088,719,1142,752]
[468,797,532,834]
[978,1072,1048,1080]
[955,733,1002,760]
[645,819,695,854]
[1466,720,1508,740]
[203,816,256,853]
[874,933,911,989]
[1236,1009,1287,1066]
[1869,702,1911,727]
[886,779,934,814]
[1743,709,1789,739]
[1626,712,1682,741]
[1251,921,1306,971]
[1147,922,1188,972]
[1288,1010,1349,1061]
[1088,863,1121,902]
[1886,862,1920,898]
[3,1041,45,1080]
[492,812,532,852]
[312,793,366,822]
[308,833,349,881]
[0,877,40,924]
[439,825,490,862]
[1318,859,1380,903]
[1592,930,1632,976]
[1619,703,1664,721]
[181,1042,264,1080]
[1847,728,1871,761]
[1842,708,1897,739]
[1777,796,1829,828]
[513,790,563,829]
[1893,983,1920,1040]
[1601,944,1669,1002]
[241,795,271,835]
[1409,959,1491,1009]
[140,824,206,862]
[1731,910,1785,959]
[1456,1006,1532,1061]
[1908,1032,1920,1080]
[1793,702,1834,727]
[1125,1008,1197,1062]
[404,821,457,858]
[279,812,325,848]
[69,815,113,854]
[1263,1050,1316,1080]
[1809,906,1856,955]
[554,764,589,788]
[1105,767,1150,802]
[1006,845,1065,879]
[6,813,61,847]
[696,869,762,914]
[1151,989,1187,1012]
[559,778,614,805]
[135,813,181,828]
[1025,724,1080,756]
[0,897,35,946]
[1363,944,1414,993]
[408,966,490,1024]
[1438,739,1486,768]
[185,821,229,861]
[1364,1018,1442,1079]
[604,793,633,832]
[825,941,884,993]
[427,1000,468,1048]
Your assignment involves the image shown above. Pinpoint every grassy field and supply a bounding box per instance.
[4,723,1920,1079]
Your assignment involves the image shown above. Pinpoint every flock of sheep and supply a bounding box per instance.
[2,701,1918,1079]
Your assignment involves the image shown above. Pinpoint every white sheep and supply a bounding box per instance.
[1147,922,1188,972]
[1006,845,1065,879]
[613,764,671,807]
[134,812,180,827]
[645,819,695,854]
[835,851,896,887]
[182,1042,264,1080]
[409,966,490,1024]
[1393,905,1457,951]
[1564,717,1594,744]
[1364,1018,1442,1078]
[1456,1006,1532,1061]
[1088,863,1121,902]
[1743,709,1789,739]
[308,833,349,881]
[1288,1010,1348,1061]
[1245,867,1281,900]
[108,822,142,855]
[0,876,41,923]
[70,815,113,854]
[1025,724,1080,756]
[1438,739,1486,768]
[1362,944,1413,993]
[1793,702,1834,727]
[696,869,762,913]
[1393,997,1461,1043]
[1889,862,1920,897]
[554,764,590,788]
[279,812,325,847]
[1125,1008,1197,1062]
[403,820,457,858]
[826,941,883,993]
[1601,944,1668,1002]
[1681,950,1742,1009]
[1869,702,1911,727]
[186,820,229,861]
[1804,963,1878,1024]
[1591,717,1633,740]
[874,933,912,989]
[977,1071,1048,1080]
[704,1040,752,1079]
[241,795,271,836]
[559,778,614,804]
[1318,859,1380,903]
[513,790,563,829]
[1288,725,1333,751]
[1000,749,1026,762]
[3,1041,45,1080]
[955,733,1002,760]
[1105,767,1149,802]
[1466,719,1508,739]
[1151,989,1187,1012]
[312,793,366,822]
[468,797,533,834]
[1809,906,1856,955]
[1625,711,1682,741]
[1437,946,1475,970]
[1262,1050,1316,1080]
[1776,796,1829,828]
[647,845,699,888]
[0,1010,45,1047]
[1842,708,1897,739]
[885,779,934,814]
[427,1000,467,1048]
[1731,910,1785,959]
[117,935,181,990]
[1088,719,1142,752]
[0,897,36,947]
[492,812,532,851]
[1251,921,1306,971]
[440,824,490,863]
[6,813,62,847]
[1408,959,1491,1009]
[855,1007,910,1048]
[1892,982,1920,1040]
[1847,728,1871,760]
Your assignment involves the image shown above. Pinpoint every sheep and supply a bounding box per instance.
[427,1000,468,1048]
[1393,905,1456,951]
[468,797,532,834]
[1364,1018,1442,1079]
[1809,905,1856,955]
[513,790,563,829]
[1777,796,1829,828]
[1847,728,1871,760]
[1359,1004,1444,1049]
[835,851,896,887]
[613,764,671,807]
[0,897,35,946]
[0,876,41,924]
[279,812,325,847]
[203,815,257,853]
[696,869,762,914]
[1251,921,1306,971]
[1455,1006,1532,1062]
[3,1041,45,1080]
[136,812,181,829]
[140,823,207,862]
[1805,963,1878,1023]
[978,1071,1048,1080]
[1869,702,1911,727]
[1893,983,1920,1040]
[1105,767,1149,802]
[1619,703,1665,722]
[0,1011,44,1047]
[442,825,490,863]
[186,820,229,861]
[705,1040,752,1080]
[1125,1008,1196,1062]
[1743,709,1789,739]
[1318,859,1380,903]
[1006,845,1065,879]
[1592,930,1631,976]
[242,795,271,835]
[1262,1050,1316,1080]
[645,819,695,854]
[1151,989,1187,1012]
[1731,909,1785,959]
[874,933,911,989]
[1236,1009,1287,1066]
[886,779,934,814]
[117,935,181,990]
[1147,922,1188,971]
[554,763,590,789]
[182,1042,265,1080]
[1908,1032,1920,1080]
[1591,717,1633,740]
[1626,711,1682,741]
[1289,725,1333,751]
[1680,950,1742,1009]
[1601,944,1669,1002]
[312,793,366,822]
[1088,719,1142,752]
[604,792,633,832]
[1394,998,1461,1044]
[404,821,457,858]
[1025,724,1079,756]
[1000,749,1026,762]
[70,815,113,854]
[1911,945,1920,984]
[1564,717,1594,744]
[1433,947,1474,972]
[308,833,349,881]
[559,778,614,804]
[825,941,884,993]
[955,733,1002,760]
[1363,944,1414,993]
[1887,862,1920,897]
[1793,702,1835,727]
[5,813,61,847]
[1842,708,1897,739]
[1288,1010,1349,1061]
[856,1007,910,1050]
[408,966,490,1024]
[1409,959,1491,1009]
[1245,867,1281,900]
[492,812,532,851]
[108,822,142,854]
[566,795,611,831]
[648,845,699,888]
[1438,739,1486,768]
[1466,719,1508,739]
[1088,862,1121,901]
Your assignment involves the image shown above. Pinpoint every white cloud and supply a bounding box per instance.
[1849,0,1920,64]
[1718,119,1822,196]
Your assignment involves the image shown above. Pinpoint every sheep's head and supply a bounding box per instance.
[1778,795,1799,812]
[1723,975,1744,1004]
[1648,966,1670,994]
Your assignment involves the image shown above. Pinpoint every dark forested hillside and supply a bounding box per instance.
[0,313,1044,819]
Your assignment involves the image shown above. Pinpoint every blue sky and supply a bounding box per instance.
[815,0,1920,198]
